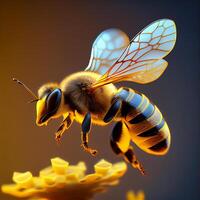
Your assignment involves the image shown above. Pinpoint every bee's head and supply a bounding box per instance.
[36,83,62,126]
[13,78,64,126]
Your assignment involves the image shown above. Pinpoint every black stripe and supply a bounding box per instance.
[137,119,165,137]
[119,88,133,117]
[129,103,154,124]
[125,96,147,120]
[121,102,132,117]
[149,138,169,152]
[111,122,123,142]
[110,140,121,155]
[104,99,121,123]
[122,87,130,92]
[124,149,134,163]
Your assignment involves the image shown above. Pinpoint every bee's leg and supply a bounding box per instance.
[55,113,74,142]
[110,121,145,175]
[124,146,146,175]
[110,121,130,155]
[103,98,122,123]
[81,112,97,156]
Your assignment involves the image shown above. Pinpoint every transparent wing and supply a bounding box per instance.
[129,59,168,84]
[92,19,176,88]
[85,29,130,75]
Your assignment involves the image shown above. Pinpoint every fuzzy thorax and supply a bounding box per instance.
[60,71,117,125]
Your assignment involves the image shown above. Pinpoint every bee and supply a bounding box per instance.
[14,19,176,175]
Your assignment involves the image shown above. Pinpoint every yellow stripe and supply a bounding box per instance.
[126,90,135,102]
[116,123,131,153]
[140,123,168,145]
[128,106,162,136]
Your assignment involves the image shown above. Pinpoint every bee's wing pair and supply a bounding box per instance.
[85,19,176,88]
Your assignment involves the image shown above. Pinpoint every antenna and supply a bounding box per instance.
[12,78,39,101]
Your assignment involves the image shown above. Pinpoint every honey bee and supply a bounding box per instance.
[14,19,176,175]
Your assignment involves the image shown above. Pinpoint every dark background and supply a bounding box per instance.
[0,0,199,199]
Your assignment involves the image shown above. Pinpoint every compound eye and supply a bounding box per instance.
[46,89,62,113]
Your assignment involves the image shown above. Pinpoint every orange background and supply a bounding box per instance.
[0,1,199,200]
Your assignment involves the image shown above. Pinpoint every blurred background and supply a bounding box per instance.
[0,0,199,199]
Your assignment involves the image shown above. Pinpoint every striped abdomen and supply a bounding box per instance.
[115,87,171,155]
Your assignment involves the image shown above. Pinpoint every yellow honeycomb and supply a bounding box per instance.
[1,157,127,200]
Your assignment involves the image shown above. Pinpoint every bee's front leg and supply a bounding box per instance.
[55,113,74,143]
[81,112,98,156]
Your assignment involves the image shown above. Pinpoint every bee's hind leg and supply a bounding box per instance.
[81,112,98,156]
[55,113,74,142]
[124,146,146,175]
[110,121,145,175]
